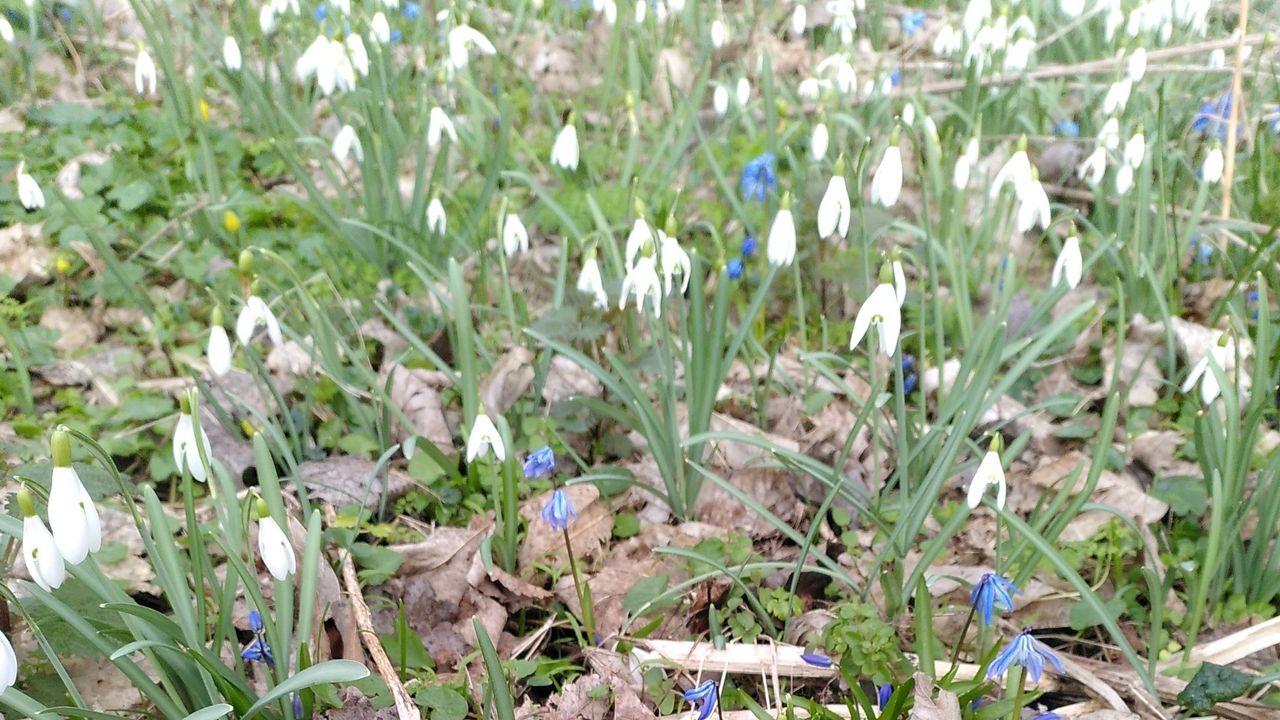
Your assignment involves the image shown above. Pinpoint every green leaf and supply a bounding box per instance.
[107,180,153,211]
[242,660,370,720]
[417,687,468,720]
[623,574,670,615]
[473,619,516,720]
[1151,475,1206,516]
[1068,591,1126,630]
[1051,424,1097,440]
[182,704,234,720]
[350,542,403,585]
[612,512,640,539]
[1178,663,1253,713]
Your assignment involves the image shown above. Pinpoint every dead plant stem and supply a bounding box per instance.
[1220,0,1250,218]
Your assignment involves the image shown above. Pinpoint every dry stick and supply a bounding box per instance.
[324,504,422,720]
[1220,0,1251,218]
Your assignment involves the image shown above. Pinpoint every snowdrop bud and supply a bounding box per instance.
[15,161,44,211]
[502,212,529,257]
[1202,145,1224,184]
[371,12,391,43]
[1207,48,1225,69]
[134,47,157,96]
[713,84,729,116]
[426,197,447,234]
[256,499,296,581]
[1126,47,1147,82]
[0,16,14,43]
[48,429,102,565]
[811,122,829,161]
[332,124,362,163]
[870,133,903,207]
[766,193,797,267]
[791,4,807,36]
[1115,162,1134,195]
[1052,227,1083,289]
[710,19,728,48]
[577,253,609,309]
[223,36,242,70]
[550,122,580,171]
[966,436,1007,509]
[208,307,232,377]
[953,155,971,190]
[634,0,646,24]
[19,487,65,593]
[1123,129,1145,168]
[466,413,506,462]
[736,77,750,106]
[259,3,276,33]
[817,156,850,239]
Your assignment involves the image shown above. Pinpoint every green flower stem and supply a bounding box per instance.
[561,526,596,646]
[1009,666,1027,720]
[947,604,977,676]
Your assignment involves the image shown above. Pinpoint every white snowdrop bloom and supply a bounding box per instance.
[667,0,685,14]
[933,24,961,56]
[625,217,654,269]
[964,26,997,72]
[1006,14,1036,41]
[791,4,807,37]
[1098,116,1120,151]
[1207,48,1225,69]
[1102,78,1132,115]
[619,255,664,317]
[901,103,916,127]
[502,212,529,257]
[48,432,102,565]
[962,0,991,40]
[208,323,232,377]
[222,36,242,70]
[991,147,1032,198]
[712,83,729,116]
[827,0,857,44]
[257,512,296,581]
[797,77,823,101]
[1014,178,1051,233]
[550,123,580,170]
[345,33,368,77]
[427,107,458,148]
[657,230,691,293]
[0,631,15,692]
[817,172,850,239]
[1077,146,1107,185]
[172,400,213,482]
[953,138,979,190]
[426,197,447,235]
[966,446,1007,509]
[466,414,506,463]
[736,77,751,106]
[1202,146,1223,184]
[447,25,496,70]
[811,122,829,161]
[20,488,65,593]
[381,0,399,7]
[850,279,901,356]
[601,0,618,24]
[15,161,44,211]
[577,255,608,309]
[1182,341,1227,404]
[236,295,283,346]
[710,19,728,48]
[331,0,350,14]
[816,54,856,96]
[332,124,362,163]
[1060,0,1086,16]
[892,259,907,306]
[1052,231,1083,289]
[333,48,357,93]
[134,48,157,96]
[1115,163,1134,195]
[258,0,277,30]
[1127,47,1147,82]
[370,12,391,43]
[0,16,14,43]
[767,201,797,267]
[294,34,326,82]
[634,0,646,24]
[1123,132,1145,168]
[1002,37,1036,73]
[870,142,903,208]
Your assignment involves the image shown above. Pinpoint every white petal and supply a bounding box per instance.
[766,209,796,266]
[24,516,66,592]
[0,631,16,690]
[49,466,97,563]
[208,325,232,376]
[258,516,296,580]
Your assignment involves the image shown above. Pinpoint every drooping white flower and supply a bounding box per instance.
[892,259,907,306]
[550,123,580,171]
[933,23,961,56]
[962,0,991,40]
[332,124,362,163]
[577,255,608,309]
[601,0,618,25]
[344,33,369,77]
[1052,231,1082,288]
[736,77,751,106]
[634,0,646,24]
[849,278,901,356]
[625,217,654,269]
[236,295,283,346]
[658,229,691,293]
[953,138,979,190]
[134,48,157,96]
[816,54,856,95]
[1077,146,1106,185]
[0,16,14,43]
[1014,177,1051,233]
[222,37,242,71]
[817,169,850,239]
[370,12,391,43]
[1127,47,1147,82]
[427,107,458,148]
[966,444,1007,509]
[1182,338,1229,404]
[710,19,728,48]
[797,77,824,101]
[259,3,277,34]
[466,413,506,462]
[619,255,664,317]
[0,630,17,692]
[173,392,213,481]
[207,322,232,377]
[810,122,829,162]
[1002,37,1036,73]
[48,432,102,565]
[257,511,296,581]
[766,197,797,266]
[21,491,66,592]
[15,161,44,211]
[790,4,807,36]
[990,146,1032,198]
[1060,0,1086,17]
[828,0,857,44]
[1102,78,1132,115]
[501,212,529,257]
[712,83,729,116]
[869,140,903,208]
[1098,116,1120,151]
[1115,163,1134,195]
[1207,48,1225,69]
[1123,131,1145,168]
[667,0,685,14]
[1202,145,1224,184]
[426,197,447,235]
[447,25,496,70]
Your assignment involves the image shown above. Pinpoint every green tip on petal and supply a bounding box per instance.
[238,249,254,276]
[781,192,792,210]
[664,213,678,238]
[988,433,1003,454]
[1016,134,1028,152]
[16,487,35,518]
[179,391,192,415]
[51,429,72,468]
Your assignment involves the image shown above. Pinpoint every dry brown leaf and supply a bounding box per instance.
[383,363,454,451]
[323,687,398,720]
[519,484,612,573]
[0,223,52,288]
[56,150,112,200]
[542,354,603,405]
[1101,336,1163,407]
[910,672,961,720]
[40,306,101,353]
[653,48,693,114]
[266,339,318,376]
[546,673,610,720]
[297,455,416,507]
[1130,430,1195,478]
[481,346,535,414]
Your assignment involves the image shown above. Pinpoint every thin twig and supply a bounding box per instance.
[1220,0,1251,218]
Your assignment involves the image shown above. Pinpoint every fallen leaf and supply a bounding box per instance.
[40,306,101,353]
[480,346,535,414]
[56,150,112,200]
[1101,336,1163,407]
[546,673,610,720]
[266,339,318,376]
[542,355,603,405]
[0,223,52,288]
[383,363,454,451]
[297,455,416,507]
[910,672,961,720]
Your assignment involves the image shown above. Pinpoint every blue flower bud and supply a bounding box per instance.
[523,446,556,479]
[727,258,744,279]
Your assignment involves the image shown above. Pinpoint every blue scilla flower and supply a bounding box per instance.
[58,6,73,22]
[740,236,758,258]
[740,153,777,203]
[1053,119,1079,138]
[541,488,577,531]
[1191,92,1232,141]
[901,11,926,37]
[877,684,893,708]
[800,652,832,668]
[242,636,275,667]
[683,680,718,720]
[248,609,264,633]
[402,0,421,18]
[901,354,916,374]
[1032,714,1061,720]
[314,3,327,21]
[890,68,902,87]
[727,258,744,280]
[1189,234,1213,264]
[970,573,1019,626]
[903,373,918,395]
[293,695,305,720]
[524,446,556,478]
[987,629,1064,684]
[391,29,402,42]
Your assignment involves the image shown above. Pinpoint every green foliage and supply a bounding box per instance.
[824,602,910,686]
[1178,663,1253,713]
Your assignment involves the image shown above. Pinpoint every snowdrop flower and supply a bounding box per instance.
[427,107,458,148]
[1115,163,1134,195]
[0,630,16,693]
[1182,339,1227,404]
[810,122,830,162]
[953,138,979,190]
[295,34,327,82]
[207,308,232,377]
[370,12,391,43]
[426,197,447,234]
[19,488,65,593]
[962,0,991,39]
[1077,146,1106,185]
[1123,129,1145,168]
[619,255,664,317]
[332,124,362,163]
[344,33,369,77]
[828,0,857,44]
[817,157,851,239]
[667,0,684,14]
[0,16,14,43]
[817,54,857,96]
[625,212,654,269]
[870,133,903,208]
[966,435,1006,509]
[712,83,729,116]
[658,227,691,293]
[892,257,907,306]
[933,23,961,56]
[1052,228,1082,288]
[223,36,242,70]
[790,5,807,37]
[600,0,618,24]
[173,390,213,481]
[1127,47,1147,82]
[15,161,44,211]
[134,47,157,96]
[1102,78,1132,115]
[48,429,102,565]
[990,141,1032,198]
[797,77,824,101]
[901,103,916,128]
[710,19,728,48]
[259,3,277,34]
[1098,116,1120,151]
[550,121,580,171]
[256,500,296,581]
[849,265,901,356]
[501,212,529,257]
[237,295,283,346]
[1104,1,1124,41]
[1060,0,1086,16]
[1202,144,1224,184]
[634,0,646,24]
[1207,48,1225,69]
[466,413,505,462]
[736,77,750,106]
[1014,173,1051,233]
[766,194,797,267]
[577,253,608,309]
[447,25,495,70]
[1003,37,1036,73]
